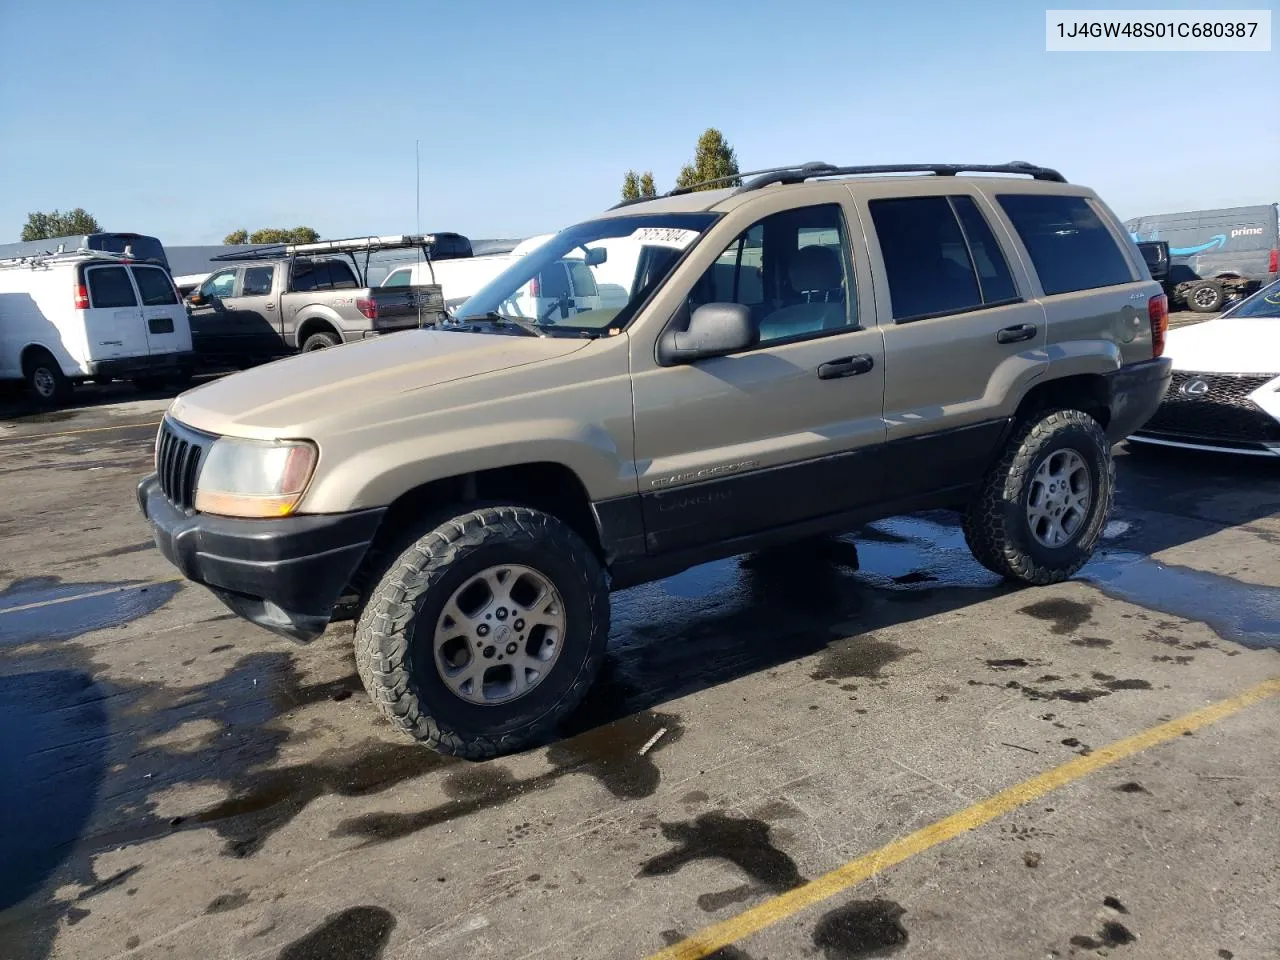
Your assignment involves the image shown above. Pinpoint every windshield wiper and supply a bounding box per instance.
[455,312,547,337]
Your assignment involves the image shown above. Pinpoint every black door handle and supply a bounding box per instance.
[817,354,875,380]
[996,323,1037,344]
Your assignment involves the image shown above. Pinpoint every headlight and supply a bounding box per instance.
[194,437,318,518]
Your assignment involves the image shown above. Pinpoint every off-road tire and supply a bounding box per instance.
[1186,280,1224,313]
[301,331,340,352]
[354,504,609,759]
[963,409,1113,585]
[23,349,72,406]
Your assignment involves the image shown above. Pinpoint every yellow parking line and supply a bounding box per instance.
[0,420,162,443]
[647,677,1280,960]
[0,578,183,616]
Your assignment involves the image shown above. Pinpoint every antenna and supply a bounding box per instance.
[415,139,421,236]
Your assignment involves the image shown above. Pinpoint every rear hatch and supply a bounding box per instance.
[80,264,149,361]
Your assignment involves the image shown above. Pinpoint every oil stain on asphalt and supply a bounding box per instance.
[638,811,805,892]
[276,906,396,960]
[812,899,909,959]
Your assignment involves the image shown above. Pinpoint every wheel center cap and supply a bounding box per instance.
[495,624,512,644]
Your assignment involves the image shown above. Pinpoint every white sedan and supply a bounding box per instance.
[1129,279,1280,456]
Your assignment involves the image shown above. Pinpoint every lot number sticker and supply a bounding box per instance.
[630,227,700,249]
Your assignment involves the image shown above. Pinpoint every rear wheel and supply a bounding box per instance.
[131,376,167,393]
[23,350,72,406]
[1186,280,1224,313]
[301,330,340,352]
[963,409,1113,585]
[354,504,609,758]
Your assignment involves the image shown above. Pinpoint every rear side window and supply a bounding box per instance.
[950,197,1018,303]
[87,266,138,308]
[326,261,358,290]
[131,267,178,306]
[870,197,982,321]
[242,266,274,296]
[568,261,598,296]
[998,194,1133,296]
[539,264,571,299]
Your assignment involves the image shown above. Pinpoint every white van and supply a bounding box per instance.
[0,250,194,405]
[383,253,602,320]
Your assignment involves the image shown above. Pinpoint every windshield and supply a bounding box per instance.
[1222,279,1280,319]
[453,212,718,334]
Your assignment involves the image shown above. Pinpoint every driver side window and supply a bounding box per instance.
[200,269,237,299]
[687,203,857,345]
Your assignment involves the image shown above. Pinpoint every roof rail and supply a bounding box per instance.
[735,161,1067,193]
[210,234,455,262]
[607,161,1066,211]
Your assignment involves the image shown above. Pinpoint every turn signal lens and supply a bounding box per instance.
[1147,294,1168,358]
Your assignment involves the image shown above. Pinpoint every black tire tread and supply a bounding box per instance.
[353,504,608,759]
[963,409,1114,585]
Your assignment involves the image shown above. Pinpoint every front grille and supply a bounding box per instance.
[1140,371,1280,444]
[155,419,213,510]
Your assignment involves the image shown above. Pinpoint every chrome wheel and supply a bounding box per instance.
[1193,286,1218,309]
[32,367,56,398]
[432,564,565,706]
[1026,449,1092,548]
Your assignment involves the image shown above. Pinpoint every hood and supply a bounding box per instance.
[169,329,591,437]
[1165,317,1280,375]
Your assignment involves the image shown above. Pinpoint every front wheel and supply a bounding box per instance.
[354,504,609,758]
[963,409,1114,585]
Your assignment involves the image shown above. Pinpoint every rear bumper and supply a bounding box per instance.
[84,352,196,379]
[137,474,384,642]
[1104,356,1173,441]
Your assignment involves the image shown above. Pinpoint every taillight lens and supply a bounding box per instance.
[528,275,541,297]
[1269,248,1278,274]
[356,297,378,319]
[1148,294,1168,357]
[74,283,90,309]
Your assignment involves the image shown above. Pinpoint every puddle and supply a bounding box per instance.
[0,576,180,645]
[277,906,396,960]
[812,899,909,959]
[637,811,804,892]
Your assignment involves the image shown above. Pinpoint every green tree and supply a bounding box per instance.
[639,171,657,198]
[223,229,249,244]
[621,170,641,202]
[21,208,103,241]
[247,226,320,244]
[673,128,740,192]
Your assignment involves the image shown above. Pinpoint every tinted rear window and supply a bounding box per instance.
[568,261,598,296]
[539,263,571,299]
[998,195,1133,296]
[869,196,982,320]
[132,267,178,305]
[87,266,138,308]
[327,261,358,289]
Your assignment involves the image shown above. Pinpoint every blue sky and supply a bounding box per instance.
[0,0,1275,244]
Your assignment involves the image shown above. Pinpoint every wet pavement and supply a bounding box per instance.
[0,394,1277,960]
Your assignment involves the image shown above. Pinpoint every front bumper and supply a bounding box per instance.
[137,474,385,642]
[1130,369,1280,455]
[84,351,196,379]
[1104,356,1173,441]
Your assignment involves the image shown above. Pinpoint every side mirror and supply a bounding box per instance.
[583,247,607,267]
[658,303,758,365]
[188,293,204,305]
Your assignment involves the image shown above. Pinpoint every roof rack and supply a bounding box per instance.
[0,246,166,270]
[209,234,464,262]
[609,160,1066,209]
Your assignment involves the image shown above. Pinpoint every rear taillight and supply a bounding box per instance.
[1148,294,1168,358]
[1269,248,1278,274]
[356,296,378,320]
[528,275,540,297]
[74,283,89,310]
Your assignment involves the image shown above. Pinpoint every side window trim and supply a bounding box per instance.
[946,195,1024,309]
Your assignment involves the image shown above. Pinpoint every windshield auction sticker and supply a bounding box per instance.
[629,227,700,249]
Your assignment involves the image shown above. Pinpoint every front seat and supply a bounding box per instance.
[759,245,847,341]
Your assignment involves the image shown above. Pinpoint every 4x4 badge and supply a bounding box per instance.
[1179,378,1210,397]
